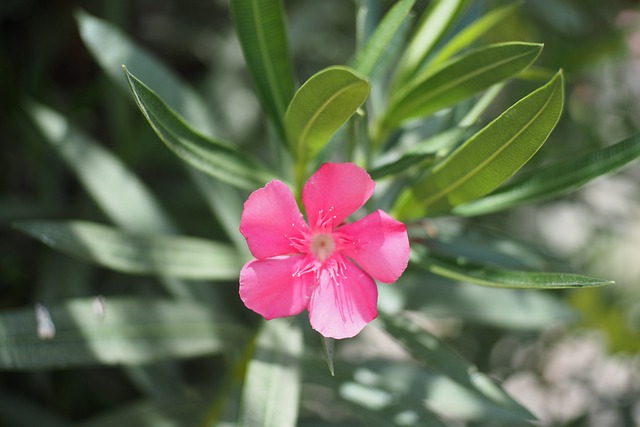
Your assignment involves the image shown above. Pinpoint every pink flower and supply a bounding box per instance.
[239,163,410,339]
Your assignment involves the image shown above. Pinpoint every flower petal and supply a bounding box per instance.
[337,210,410,283]
[239,256,313,320]
[303,163,375,230]
[240,180,309,259]
[308,258,378,339]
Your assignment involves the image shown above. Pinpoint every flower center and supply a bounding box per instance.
[310,233,335,262]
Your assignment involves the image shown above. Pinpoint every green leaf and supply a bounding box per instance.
[123,67,273,190]
[229,0,295,141]
[76,9,214,136]
[0,298,247,369]
[352,0,416,76]
[454,132,640,216]
[285,66,370,164]
[430,2,522,65]
[380,272,576,329]
[385,42,543,127]
[14,220,242,280]
[369,126,470,180]
[394,0,470,85]
[411,246,613,289]
[379,313,533,421]
[397,71,564,218]
[25,101,175,234]
[78,397,205,427]
[239,319,303,427]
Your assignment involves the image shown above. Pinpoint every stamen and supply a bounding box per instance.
[310,233,335,262]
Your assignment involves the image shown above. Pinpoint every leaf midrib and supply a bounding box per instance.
[295,80,364,159]
[420,79,559,209]
[251,0,287,118]
[394,46,537,115]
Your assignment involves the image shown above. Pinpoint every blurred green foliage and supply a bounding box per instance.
[2,0,640,426]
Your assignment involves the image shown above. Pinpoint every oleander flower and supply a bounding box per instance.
[239,162,410,339]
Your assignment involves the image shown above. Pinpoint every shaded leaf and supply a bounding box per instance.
[78,397,205,427]
[76,9,214,136]
[229,0,295,140]
[0,298,246,369]
[0,387,71,427]
[239,319,303,427]
[397,71,564,218]
[15,220,242,280]
[385,42,543,127]
[369,126,469,180]
[454,132,640,215]
[123,67,273,190]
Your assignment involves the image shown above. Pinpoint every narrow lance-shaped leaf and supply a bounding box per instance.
[123,66,273,190]
[411,246,613,289]
[239,319,303,427]
[352,0,416,76]
[429,2,522,65]
[26,101,175,234]
[76,9,214,136]
[14,220,243,280]
[0,298,247,369]
[369,126,469,180]
[384,42,543,127]
[379,272,577,329]
[396,71,564,218]
[229,0,295,141]
[394,0,469,86]
[454,132,640,216]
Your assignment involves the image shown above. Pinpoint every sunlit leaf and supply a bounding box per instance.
[229,0,295,141]
[379,314,534,421]
[380,272,577,329]
[26,102,174,234]
[385,42,543,127]
[239,319,303,427]
[123,67,273,190]
[285,66,370,164]
[15,220,242,280]
[352,0,416,76]
[0,298,247,369]
[76,9,214,136]
[394,0,470,85]
[305,359,448,426]
[397,71,564,218]
[412,247,613,289]
[454,132,640,216]
[430,2,522,65]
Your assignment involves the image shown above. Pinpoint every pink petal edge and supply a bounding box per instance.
[308,257,378,339]
[337,210,410,283]
[240,180,309,259]
[302,163,375,230]
[239,256,313,320]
